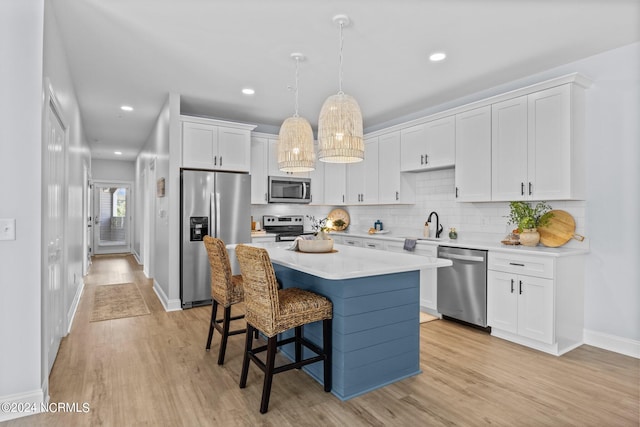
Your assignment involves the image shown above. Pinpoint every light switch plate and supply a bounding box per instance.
[0,218,16,240]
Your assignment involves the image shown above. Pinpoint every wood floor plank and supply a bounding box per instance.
[5,254,638,426]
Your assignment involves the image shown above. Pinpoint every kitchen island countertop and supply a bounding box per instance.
[228,241,452,280]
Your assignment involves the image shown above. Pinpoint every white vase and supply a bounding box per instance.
[519,228,540,247]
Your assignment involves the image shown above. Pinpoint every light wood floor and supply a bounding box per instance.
[5,254,638,426]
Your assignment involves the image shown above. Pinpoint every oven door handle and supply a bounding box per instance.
[439,253,485,263]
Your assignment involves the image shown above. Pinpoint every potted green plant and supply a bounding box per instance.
[507,201,553,246]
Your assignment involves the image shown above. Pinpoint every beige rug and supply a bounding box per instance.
[90,283,150,322]
[420,312,438,324]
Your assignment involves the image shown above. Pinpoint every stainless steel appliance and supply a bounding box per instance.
[437,246,489,328]
[268,176,311,203]
[262,215,308,241]
[180,169,251,308]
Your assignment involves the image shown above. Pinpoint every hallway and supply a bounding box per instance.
[3,255,638,426]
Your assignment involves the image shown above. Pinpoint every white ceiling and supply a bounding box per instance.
[49,0,640,161]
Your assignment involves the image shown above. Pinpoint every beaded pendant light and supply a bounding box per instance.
[278,53,315,172]
[317,14,364,164]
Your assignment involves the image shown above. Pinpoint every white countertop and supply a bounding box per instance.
[228,242,452,281]
[331,230,589,257]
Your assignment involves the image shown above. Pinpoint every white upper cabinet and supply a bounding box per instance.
[346,137,379,204]
[492,83,585,201]
[400,116,455,172]
[323,162,346,205]
[181,116,255,172]
[309,152,324,205]
[379,131,415,204]
[250,136,268,204]
[455,106,492,202]
[491,96,529,201]
[267,137,310,178]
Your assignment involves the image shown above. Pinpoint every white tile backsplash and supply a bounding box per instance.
[252,167,587,247]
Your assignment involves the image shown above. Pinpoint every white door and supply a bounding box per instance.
[423,116,456,169]
[44,97,66,374]
[455,106,492,201]
[93,182,132,254]
[487,270,518,334]
[517,275,554,344]
[378,131,401,204]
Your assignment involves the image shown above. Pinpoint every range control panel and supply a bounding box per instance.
[263,215,304,227]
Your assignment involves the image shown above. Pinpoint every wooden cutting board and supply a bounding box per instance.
[538,210,585,247]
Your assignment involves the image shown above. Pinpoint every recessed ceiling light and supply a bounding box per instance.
[120,105,134,111]
[241,88,255,95]
[114,151,122,155]
[429,52,447,62]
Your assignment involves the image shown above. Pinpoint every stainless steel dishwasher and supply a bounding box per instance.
[437,246,488,328]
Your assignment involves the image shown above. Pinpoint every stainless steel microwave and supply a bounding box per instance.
[268,176,311,203]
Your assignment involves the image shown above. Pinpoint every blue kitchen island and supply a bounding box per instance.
[230,242,451,401]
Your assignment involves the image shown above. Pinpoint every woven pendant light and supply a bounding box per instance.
[318,14,364,164]
[278,53,315,172]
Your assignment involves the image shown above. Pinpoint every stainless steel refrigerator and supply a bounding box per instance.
[180,169,251,308]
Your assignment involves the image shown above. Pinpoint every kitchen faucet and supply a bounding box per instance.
[427,211,443,238]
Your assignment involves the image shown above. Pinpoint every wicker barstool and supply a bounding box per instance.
[235,244,333,414]
[203,236,246,365]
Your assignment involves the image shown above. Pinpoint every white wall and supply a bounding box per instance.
[91,159,135,182]
[252,42,640,350]
[135,93,181,310]
[45,2,92,325]
[0,0,45,409]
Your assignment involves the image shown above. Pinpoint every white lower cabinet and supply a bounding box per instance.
[385,241,438,314]
[487,270,553,343]
[487,251,584,355]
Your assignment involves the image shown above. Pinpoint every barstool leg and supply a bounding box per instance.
[206,300,219,351]
[295,326,302,364]
[260,336,277,414]
[239,324,253,389]
[218,306,232,365]
[323,318,332,392]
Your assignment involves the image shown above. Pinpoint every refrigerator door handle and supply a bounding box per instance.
[214,192,221,237]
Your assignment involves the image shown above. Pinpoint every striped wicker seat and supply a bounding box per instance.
[235,244,333,414]
[203,236,246,365]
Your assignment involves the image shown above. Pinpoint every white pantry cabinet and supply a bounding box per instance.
[487,251,584,356]
[346,137,379,204]
[400,116,455,172]
[455,106,492,201]
[181,116,255,172]
[491,84,586,201]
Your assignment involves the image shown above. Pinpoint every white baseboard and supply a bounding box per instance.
[0,388,45,422]
[66,279,84,335]
[132,250,142,265]
[152,280,182,312]
[584,329,640,359]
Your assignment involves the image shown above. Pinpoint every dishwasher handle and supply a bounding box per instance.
[439,253,485,263]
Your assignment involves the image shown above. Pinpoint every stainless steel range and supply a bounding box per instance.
[262,215,309,241]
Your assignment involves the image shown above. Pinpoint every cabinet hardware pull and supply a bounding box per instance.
[425,154,429,164]
[342,194,345,203]
[395,191,399,201]
[220,156,222,166]
[264,193,267,201]
[214,156,217,166]
[421,154,424,165]
[510,279,514,293]
[528,182,532,195]
[455,187,459,198]
[519,280,523,295]
[521,182,524,196]
[509,262,525,267]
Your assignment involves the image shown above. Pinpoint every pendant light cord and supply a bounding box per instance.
[338,21,344,95]
[294,56,300,117]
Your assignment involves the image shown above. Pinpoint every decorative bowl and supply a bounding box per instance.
[298,238,334,253]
